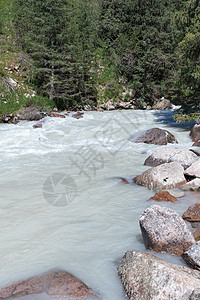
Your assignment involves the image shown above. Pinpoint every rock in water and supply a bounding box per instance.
[182,204,200,222]
[194,225,200,241]
[148,191,177,202]
[133,162,186,191]
[182,242,200,271]
[139,205,195,255]
[184,159,200,178]
[133,128,178,145]
[17,107,44,121]
[144,147,198,169]
[118,250,200,300]
[190,124,200,145]
[0,270,98,299]
[180,178,200,191]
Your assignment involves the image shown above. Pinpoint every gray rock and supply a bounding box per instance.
[152,98,172,110]
[180,178,200,191]
[144,147,198,169]
[133,162,186,191]
[190,289,200,300]
[185,159,200,178]
[118,250,200,300]
[190,124,200,143]
[166,189,185,198]
[133,128,178,145]
[139,205,195,255]
[182,241,200,271]
[17,107,45,121]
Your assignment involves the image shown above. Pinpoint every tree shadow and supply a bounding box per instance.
[153,110,195,130]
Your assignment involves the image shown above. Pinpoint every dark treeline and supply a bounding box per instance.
[13,0,200,115]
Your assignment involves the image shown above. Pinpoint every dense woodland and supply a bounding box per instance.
[0,0,200,120]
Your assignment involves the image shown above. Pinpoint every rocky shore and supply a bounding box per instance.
[118,123,200,299]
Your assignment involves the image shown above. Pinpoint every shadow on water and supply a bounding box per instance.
[153,110,196,130]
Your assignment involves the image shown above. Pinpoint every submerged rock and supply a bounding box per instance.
[182,203,200,222]
[182,241,200,271]
[118,250,200,300]
[148,190,177,202]
[144,147,198,169]
[72,112,84,119]
[133,128,178,145]
[0,270,98,300]
[133,162,186,191]
[33,119,46,128]
[50,112,65,118]
[139,205,195,255]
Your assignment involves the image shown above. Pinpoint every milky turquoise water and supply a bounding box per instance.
[0,110,199,300]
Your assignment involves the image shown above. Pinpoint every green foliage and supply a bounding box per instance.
[0,0,199,120]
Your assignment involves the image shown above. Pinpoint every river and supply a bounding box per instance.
[0,109,199,300]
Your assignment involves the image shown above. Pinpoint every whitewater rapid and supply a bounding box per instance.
[0,109,199,300]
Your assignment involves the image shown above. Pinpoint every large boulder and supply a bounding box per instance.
[152,98,172,110]
[17,107,46,121]
[182,241,200,271]
[144,147,198,169]
[133,162,186,191]
[184,159,200,178]
[139,205,195,255]
[0,270,98,300]
[148,191,177,203]
[118,250,200,300]
[182,204,200,222]
[190,124,200,145]
[133,128,178,145]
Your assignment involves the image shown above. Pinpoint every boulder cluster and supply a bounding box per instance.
[118,124,200,299]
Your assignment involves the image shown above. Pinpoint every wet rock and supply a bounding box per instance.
[194,226,200,241]
[148,191,177,202]
[118,250,200,300]
[182,204,200,222]
[166,189,185,198]
[72,112,84,119]
[144,147,198,169]
[182,241,200,271]
[152,98,172,110]
[17,107,45,121]
[50,112,65,118]
[180,178,200,191]
[133,162,186,191]
[139,205,195,255]
[0,270,98,300]
[193,141,200,147]
[133,128,178,145]
[190,149,200,157]
[190,124,200,144]
[185,159,200,178]
[190,289,200,300]
[119,177,130,184]
[33,119,46,128]
[1,114,19,124]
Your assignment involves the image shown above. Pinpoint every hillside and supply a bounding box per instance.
[0,0,200,121]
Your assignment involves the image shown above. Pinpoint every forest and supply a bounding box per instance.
[0,0,200,120]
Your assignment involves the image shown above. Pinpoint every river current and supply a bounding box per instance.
[0,109,199,300]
